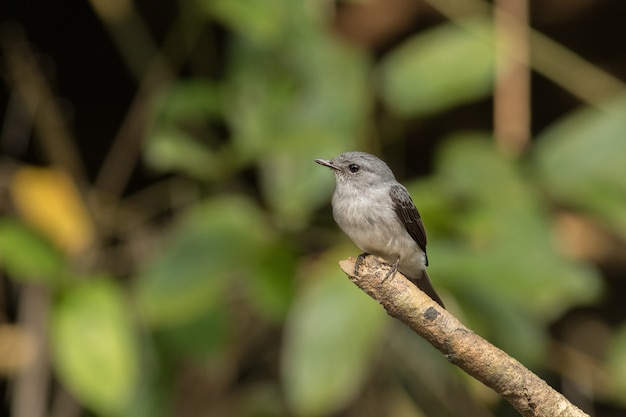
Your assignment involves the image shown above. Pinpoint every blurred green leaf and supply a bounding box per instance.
[282,250,387,417]
[51,278,139,416]
[605,324,626,405]
[200,0,289,46]
[258,145,349,230]
[144,127,219,179]
[378,18,495,116]
[0,218,64,284]
[534,94,626,239]
[135,196,275,327]
[246,240,296,321]
[155,307,230,359]
[144,80,225,180]
[408,134,601,363]
[156,79,221,123]
[225,35,368,158]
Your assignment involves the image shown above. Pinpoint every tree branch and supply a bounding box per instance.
[339,255,589,417]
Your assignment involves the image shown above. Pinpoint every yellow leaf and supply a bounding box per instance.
[10,167,94,254]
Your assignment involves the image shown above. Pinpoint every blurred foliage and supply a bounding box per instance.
[281,247,386,416]
[9,167,94,254]
[409,134,602,364]
[135,196,283,327]
[0,219,64,284]
[2,0,626,416]
[379,18,495,116]
[51,279,140,416]
[144,79,223,180]
[535,93,626,239]
[605,324,626,405]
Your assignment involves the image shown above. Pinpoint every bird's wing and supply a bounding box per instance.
[389,184,428,261]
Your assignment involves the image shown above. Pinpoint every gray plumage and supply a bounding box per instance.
[315,151,444,308]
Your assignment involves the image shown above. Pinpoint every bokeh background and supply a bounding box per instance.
[1,0,626,416]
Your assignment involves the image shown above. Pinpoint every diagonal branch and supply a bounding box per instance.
[339,255,589,417]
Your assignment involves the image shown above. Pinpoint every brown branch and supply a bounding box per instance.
[339,255,589,417]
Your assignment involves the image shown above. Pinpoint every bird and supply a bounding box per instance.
[315,151,445,308]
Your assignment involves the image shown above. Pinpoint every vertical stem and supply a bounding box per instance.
[12,285,51,417]
[494,0,530,157]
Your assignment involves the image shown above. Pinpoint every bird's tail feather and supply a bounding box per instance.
[410,270,445,309]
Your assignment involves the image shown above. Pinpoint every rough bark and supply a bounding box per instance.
[339,255,589,417]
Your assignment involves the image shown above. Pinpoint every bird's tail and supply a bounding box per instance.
[410,270,445,309]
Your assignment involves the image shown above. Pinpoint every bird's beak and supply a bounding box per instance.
[315,158,339,171]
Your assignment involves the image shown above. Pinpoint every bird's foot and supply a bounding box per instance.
[354,253,369,276]
[381,257,400,283]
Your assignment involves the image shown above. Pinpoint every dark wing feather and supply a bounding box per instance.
[389,184,428,264]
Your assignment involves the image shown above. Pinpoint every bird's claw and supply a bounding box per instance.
[381,257,400,283]
[354,253,369,276]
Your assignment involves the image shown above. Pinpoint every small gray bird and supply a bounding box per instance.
[315,151,445,308]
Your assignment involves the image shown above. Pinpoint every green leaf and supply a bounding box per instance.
[155,307,230,359]
[258,144,351,230]
[144,127,219,179]
[245,240,296,321]
[605,324,626,405]
[0,218,64,284]
[281,251,386,416]
[226,34,368,160]
[135,196,274,327]
[51,279,139,416]
[378,18,495,116]
[535,94,626,239]
[156,79,221,123]
[144,79,225,179]
[200,0,289,46]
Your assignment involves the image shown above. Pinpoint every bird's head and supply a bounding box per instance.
[315,152,397,190]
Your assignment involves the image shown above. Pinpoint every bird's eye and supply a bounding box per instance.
[348,164,360,173]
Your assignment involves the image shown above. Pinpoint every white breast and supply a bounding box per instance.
[331,183,426,277]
